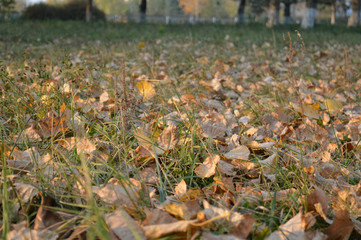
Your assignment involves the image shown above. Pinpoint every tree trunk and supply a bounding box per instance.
[139,0,147,22]
[301,0,317,28]
[86,0,92,22]
[266,0,280,27]
[359,0,361,25]
[284,0,291,24]
[348,0,360,26]
[237,0,246,23]
[331,0,336,25]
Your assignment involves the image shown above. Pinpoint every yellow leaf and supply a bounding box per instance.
[324,99,343,115]
[299,104,321,119]
[136,81,156,100]
[139,41,146,48]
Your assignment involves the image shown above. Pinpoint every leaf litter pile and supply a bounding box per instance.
[1,32,361,239]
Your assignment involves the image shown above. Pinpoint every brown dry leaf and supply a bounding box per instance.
[175,179,187,199]
[105,209,146,240]
[76,137,96,155]
[230,213,255,239]
[8,147,40,172]
[134,127,165,157]
[224,146,250,160]
[92,178,140,207]
[258,153,278,174]
[24,125,42,141]
[179,189,204,202]
[36,114,68,138]
[143,220,194,239]
[136,80,156,100]
[139,165,158,185]
[201,232,243,240]
[261,188,297,202]
[195,154,220,178]
[266,212,315,240]
[307,187,329,215]
[34,195,63,231]
[299,103,321,119]
[7,228,58,240]
[14,183,39,203]
[324,210,353,240]
[200,119,227,139]
[164,201,201,220]
[143,209,178,226]
[158,123,180,150]
[202,200,251,229]
[217,160,235,176]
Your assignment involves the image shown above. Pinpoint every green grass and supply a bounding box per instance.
[1,20,361,239]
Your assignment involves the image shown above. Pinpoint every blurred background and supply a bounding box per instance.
[0,0,359,28]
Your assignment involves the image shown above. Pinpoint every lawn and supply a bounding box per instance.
[1,21,361,239]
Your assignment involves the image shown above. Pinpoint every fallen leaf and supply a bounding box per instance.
[14,183,39,203]
[266,212,315,240]
[324,99,343,115]
[175,179,187,199]
[76,137,96,155]
[307,187,329,215]
[224,146,250,160]
[92,178,140,207]
[324,210,353,240]
[105,209,146,240]
[200,120,227,139]
[195,154,220,178]
[136,80,156,100]
[143,220,193,239]
[158,123,180,150]
[230,213,255,239]
[34,195,63,231]
[7,228,58,240]
[201,232,243,240]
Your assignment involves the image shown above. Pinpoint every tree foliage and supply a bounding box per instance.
[22,0,105,20]
[0,0,15,13]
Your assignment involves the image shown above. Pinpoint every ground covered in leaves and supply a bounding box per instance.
[1,22,361,239]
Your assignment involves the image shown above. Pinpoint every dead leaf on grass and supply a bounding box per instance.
[158,123,180,150]
[7,228,58,240]
[34,195,63,231]
[175,179,187,199]
[136,80,156,100]
[324,209,353,240]
[224,146,250,160]
[307,187,329,216]
[143,220,195,239]
[14,183,39,203]
[92,178,140,207]
[266,212,315,240]
[195,154,220,178]
[105,209,146,240]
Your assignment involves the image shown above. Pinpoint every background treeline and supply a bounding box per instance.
[0,0,360,28]
[21,0,105,20]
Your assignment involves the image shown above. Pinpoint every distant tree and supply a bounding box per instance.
[178,0,207,17]
[14,0,26,13]
[200,0,234,18]
[86,0,92,22]
[0,0,15,19]
[284,0,291,23]
[301,0,318,28]
[139,0,146,22]
[95,0,129,15]
[330,0,336,24]
[237,0,246,23]
[266,0,280,27]
[347,0,360,26]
